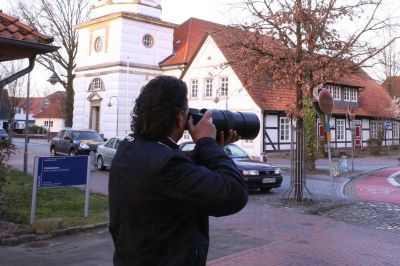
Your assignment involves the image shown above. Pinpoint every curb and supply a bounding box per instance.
[0,222,109,246]
[339,165,400,200]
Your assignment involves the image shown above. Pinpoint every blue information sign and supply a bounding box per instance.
[36,156,89,188]
[385,120,392,129]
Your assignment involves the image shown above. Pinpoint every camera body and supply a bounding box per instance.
[187,108,260,140]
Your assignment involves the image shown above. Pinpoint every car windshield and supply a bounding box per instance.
[224,144,251,159]
[72,131,103,141]
[0,128,7,134]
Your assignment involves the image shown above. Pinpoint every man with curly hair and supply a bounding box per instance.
[109,75,248,266]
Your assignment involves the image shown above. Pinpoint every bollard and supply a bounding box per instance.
[339,155,348,176]
[331,158,340,177]
[260,152,268,163]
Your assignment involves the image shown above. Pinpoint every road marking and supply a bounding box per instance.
[387,171,400,187]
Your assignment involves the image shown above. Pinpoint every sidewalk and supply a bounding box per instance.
[206,200,400,266]
[0,200,398,266]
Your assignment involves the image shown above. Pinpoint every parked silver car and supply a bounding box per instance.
[95,136,124,170]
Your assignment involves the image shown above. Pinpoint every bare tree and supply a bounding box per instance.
[378,28,400,97]
[225,0,398,201]
[12,0,91,127]
[0,62,26,137]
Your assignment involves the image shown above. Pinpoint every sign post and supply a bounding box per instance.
[30,156,90,224]
[315,89,334,201]
[348,106,356,172]
[385,120,392,158]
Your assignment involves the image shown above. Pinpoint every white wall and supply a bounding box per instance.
[181,36,263,156]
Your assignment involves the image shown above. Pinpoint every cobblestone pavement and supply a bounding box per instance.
[250,179,400,234]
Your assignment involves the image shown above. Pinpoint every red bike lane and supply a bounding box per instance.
[354,167,400,204]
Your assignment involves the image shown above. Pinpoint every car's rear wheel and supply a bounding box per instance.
[50,146,56,156]
[69,149,76,156]
[96,156,105,171]
[260,187,272,193]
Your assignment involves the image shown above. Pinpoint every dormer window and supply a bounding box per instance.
[88,78,105,91]
[344,87,358,102]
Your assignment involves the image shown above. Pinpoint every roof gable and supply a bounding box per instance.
[187,28,395,118]
[160,17,225,66]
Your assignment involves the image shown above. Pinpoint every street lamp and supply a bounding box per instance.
[47,72,60,85]
[108,96,119,136]
[41,99,51,142]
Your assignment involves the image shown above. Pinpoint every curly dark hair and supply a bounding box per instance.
[131,76,188,140]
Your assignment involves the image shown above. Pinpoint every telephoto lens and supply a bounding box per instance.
[187,108,260,140]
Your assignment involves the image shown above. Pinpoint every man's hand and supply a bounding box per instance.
[218,129,240,147]
[187,111,216,142]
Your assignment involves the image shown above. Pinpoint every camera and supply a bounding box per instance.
[187,108,260,140]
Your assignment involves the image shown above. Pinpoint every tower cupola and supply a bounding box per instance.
[91,0,162,19]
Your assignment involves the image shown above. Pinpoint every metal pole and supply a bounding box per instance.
[351,124,354,172]
[23,73,31,175]
[47,117,51,142]
[126,57,129,134]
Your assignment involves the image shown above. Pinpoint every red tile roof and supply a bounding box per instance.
[0,10,57,61]
[19,91,66,119]
[33,91,66,119]
[160,17,225,66]
[198,29,393,119]
[0,10,54,44]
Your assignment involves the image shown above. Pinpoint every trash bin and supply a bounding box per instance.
[331,158,340,177]
[339,155,348,175]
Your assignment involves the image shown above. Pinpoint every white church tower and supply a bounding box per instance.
[73,0,176,137]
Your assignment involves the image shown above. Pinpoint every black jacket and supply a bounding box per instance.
[109,136,248,266]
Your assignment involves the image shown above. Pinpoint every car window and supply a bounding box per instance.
[114,139,122,149]
[72,131,103,141]
[180,143,196,152]
[224,144,251,159]
[64,130,72,139]
[105,138,116,148]
[58,130,66,139]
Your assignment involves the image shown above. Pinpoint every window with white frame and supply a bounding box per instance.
[88,77,105,91]
[336,119,345,141]
[243,139,253,144]
[280,117,290,141]
[393,121,399,145]
[350,88,357,102]
[204,78,213,97]
[326,85,340,100]
[190,79,198,98]
[370,120,383,138]
[344,87,351,101]
[219,77,228,97]
[182,130,191,141]
[44,121,53,127]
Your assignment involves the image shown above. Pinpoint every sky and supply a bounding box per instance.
[2,0,400,95]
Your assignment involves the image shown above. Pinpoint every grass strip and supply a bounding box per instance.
[0,167,109,227]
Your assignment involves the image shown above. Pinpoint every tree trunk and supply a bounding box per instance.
[65,77,74,128]
[294,82,304,202]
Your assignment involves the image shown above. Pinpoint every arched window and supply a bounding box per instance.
[88,78,105,91]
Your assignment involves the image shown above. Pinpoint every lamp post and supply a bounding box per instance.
[108,96,119,136]
[47,72,61,140]
[213,87,228,110]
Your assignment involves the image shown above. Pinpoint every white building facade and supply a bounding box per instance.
[73,0,398,157]
[74,0,175,137]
